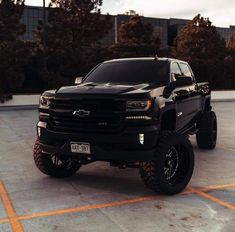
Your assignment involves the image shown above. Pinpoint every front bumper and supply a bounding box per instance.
[37,121,160,162]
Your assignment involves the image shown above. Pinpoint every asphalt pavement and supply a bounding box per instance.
[0,102,234,232]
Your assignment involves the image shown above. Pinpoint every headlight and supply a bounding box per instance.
[126,100,152,111]
[39,96,51,108]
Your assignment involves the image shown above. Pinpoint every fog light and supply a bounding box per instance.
[37,127,41,137]
[139,134,144,145]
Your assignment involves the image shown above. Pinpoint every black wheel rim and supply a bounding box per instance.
[164,146,179,183]
[164,145,191,185]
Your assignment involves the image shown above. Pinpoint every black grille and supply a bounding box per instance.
[48,99,126,133]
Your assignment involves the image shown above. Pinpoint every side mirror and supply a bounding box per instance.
[173,76,193,88]
[163,76,193,98]
[75,77,84,85]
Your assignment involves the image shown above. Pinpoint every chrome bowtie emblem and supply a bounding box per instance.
[73,109,90,117]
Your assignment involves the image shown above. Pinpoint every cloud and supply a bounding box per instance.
[25,0,235,27]
[101,0,235,27]
[25,0,50,7]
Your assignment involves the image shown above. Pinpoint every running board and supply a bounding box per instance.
[177,123,198,135]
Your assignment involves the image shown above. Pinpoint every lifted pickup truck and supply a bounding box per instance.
[34,57,217,195]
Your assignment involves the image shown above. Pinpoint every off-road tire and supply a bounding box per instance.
[139,131,194,195]
[33,139,81,178]
[196,111,217,149]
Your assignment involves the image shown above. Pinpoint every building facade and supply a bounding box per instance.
[20,6,48,41]
[168,18,190,46]
[21,5,235,48]
[216,26,235,44]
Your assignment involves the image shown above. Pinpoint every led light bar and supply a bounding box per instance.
[126,116,152,120]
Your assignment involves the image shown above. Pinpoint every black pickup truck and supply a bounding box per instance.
[34,57,217,195]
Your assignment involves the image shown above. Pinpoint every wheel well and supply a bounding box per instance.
[160,109,176,131]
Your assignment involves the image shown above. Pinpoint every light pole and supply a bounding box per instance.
[42,0,46,51]
[115,16,118,44]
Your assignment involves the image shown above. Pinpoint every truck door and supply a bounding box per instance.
[173,62,202,130]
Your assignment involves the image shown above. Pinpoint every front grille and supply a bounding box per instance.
[48,98,126,133]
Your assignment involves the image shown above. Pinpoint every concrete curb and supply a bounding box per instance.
[0,105,38,111]
[211,98,235,103]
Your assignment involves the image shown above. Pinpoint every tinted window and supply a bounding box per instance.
[84,60,170,85]
[179,63,193,77]
[171,63,182,79]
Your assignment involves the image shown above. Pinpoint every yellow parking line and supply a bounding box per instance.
[0,183,234,225]
[17,195,158,221]
[0,218,9,224]
[190,187,235,212]
[0,188,192,222]
[0,187,221,224]
[0,181,23,232]
[201,183,235,192]
[2,191,189,224]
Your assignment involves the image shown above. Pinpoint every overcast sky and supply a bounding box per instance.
[26,0,235,28]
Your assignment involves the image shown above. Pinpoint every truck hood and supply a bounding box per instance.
[55,82,152,96]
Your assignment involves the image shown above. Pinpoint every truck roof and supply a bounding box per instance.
[104,57,186,64]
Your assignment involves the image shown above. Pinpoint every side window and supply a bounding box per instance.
[171,63,182,81]
[179,63,193,78]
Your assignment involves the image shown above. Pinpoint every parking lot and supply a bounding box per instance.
[0,102,234,232]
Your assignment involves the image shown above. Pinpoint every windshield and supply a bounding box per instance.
[84,60,170,85]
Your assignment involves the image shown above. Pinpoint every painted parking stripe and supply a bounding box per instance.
[0,181,23,232]
[14,184,232,221]
[190,187,235,212]
[0,195,159,224]
[0,188,193,223]
[201,183,235,192]
[19,196,158,221]
[0,183,234,225]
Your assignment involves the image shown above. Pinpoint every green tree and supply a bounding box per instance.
[0,0,27,96]
[35,0,112,88]
[112,15,161,58]
[176,14,226,89]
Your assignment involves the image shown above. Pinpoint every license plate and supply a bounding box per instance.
[71,142,91,154]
